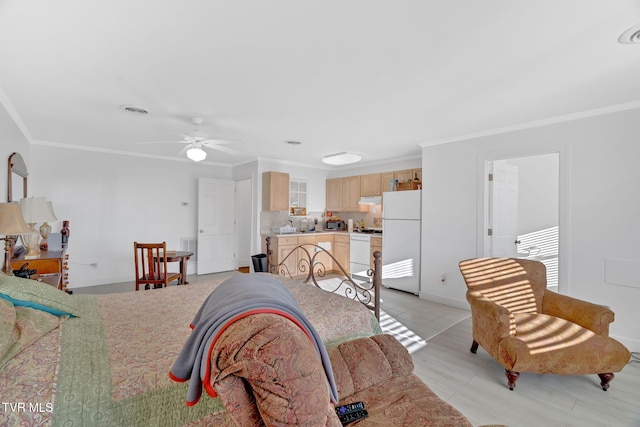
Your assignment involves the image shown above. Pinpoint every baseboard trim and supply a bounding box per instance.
[418,292,470,311]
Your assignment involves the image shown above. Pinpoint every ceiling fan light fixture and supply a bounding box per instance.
[186,146,207,162]
[618,23,640,44]
[322,152,361,166]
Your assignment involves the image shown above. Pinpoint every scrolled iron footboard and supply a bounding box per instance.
[265,236,381,321]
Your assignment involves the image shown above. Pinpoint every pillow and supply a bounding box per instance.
[0,298,61,366]
[0,298,16,361]
[0,275,79,317]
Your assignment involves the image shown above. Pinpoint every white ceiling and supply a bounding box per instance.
[1,1,639,168]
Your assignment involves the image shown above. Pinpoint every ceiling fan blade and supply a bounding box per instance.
[201,138,235,145]
[203,143,239,155]
[136,140,188,145]
[177,145,191,155]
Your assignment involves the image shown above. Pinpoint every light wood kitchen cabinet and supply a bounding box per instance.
[360,173,381,197]
[394,168,422,184]
[326,176,361,212]
[370,236,382,271]
[326,178,343,211]
[273,236,298,276]
[262,171,290,211]
[333,234,350,275]
[394,169,413,183]
[272,233,347,276]
[341,176,361,212]
[314,233,334,273]
[380,171,394,194]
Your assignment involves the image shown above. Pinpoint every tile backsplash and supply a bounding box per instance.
[261,207,382,234]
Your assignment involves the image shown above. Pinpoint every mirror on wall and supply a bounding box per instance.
[8,152,28,202]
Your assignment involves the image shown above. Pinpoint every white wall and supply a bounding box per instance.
[421,108,640,351]
[1,102,31,202]
[29,146,232,288]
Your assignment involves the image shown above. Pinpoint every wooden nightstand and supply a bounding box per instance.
[10,249,69,292]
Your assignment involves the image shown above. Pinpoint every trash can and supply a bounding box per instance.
[251,254,268,273]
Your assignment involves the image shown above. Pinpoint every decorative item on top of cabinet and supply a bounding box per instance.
[381,171,394,194]
[394,168,422,191]
[262,171,290,211]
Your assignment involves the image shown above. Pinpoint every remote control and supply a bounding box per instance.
[338,409,368,425]
[335,402,367,425]
[335,401,365,416]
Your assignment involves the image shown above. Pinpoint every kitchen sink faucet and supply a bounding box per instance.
[299,217,310,232]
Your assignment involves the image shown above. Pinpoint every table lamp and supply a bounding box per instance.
[39,200,58,249]
[19,196,59,256]
[0,202,32,275]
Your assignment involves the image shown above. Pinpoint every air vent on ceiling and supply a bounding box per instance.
[618,23,640,44]
[119,104,149,115]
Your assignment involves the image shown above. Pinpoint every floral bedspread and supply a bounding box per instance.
[0,275,380,426]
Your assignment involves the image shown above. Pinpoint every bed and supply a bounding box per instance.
[0,244,383,426]
[1,244,473,426]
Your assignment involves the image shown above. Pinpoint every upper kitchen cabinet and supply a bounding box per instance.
[395,168,421,183]
[380,171,394,194]
[326,178,343,211]
[326,176,361,212]
[342,176,361,211]
[262,171,290,211]
[360,173,381,197]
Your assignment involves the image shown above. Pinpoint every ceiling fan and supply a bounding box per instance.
[138,117,239,162]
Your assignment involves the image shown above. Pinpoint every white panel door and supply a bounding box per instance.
[490,161,519,257]
[197,178,236,274]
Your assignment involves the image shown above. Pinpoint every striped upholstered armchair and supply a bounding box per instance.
[459,257,630,391]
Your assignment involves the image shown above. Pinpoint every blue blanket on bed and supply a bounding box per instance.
[169,274,339,405]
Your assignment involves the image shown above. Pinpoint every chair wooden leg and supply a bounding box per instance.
[470,340,479,354]
[505,369,519,390]
[598,373,614,391]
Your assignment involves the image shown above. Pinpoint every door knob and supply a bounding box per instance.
[199,229,204,233]
[514,239,521,245]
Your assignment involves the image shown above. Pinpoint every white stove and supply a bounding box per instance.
[350,233,371,281]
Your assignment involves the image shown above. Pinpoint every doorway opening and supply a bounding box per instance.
[484,152,560,291]
[235,178,252,272]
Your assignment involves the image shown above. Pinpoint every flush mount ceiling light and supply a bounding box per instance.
[618,23,640,44]
[186,145,207,162]
[322,152,362,166]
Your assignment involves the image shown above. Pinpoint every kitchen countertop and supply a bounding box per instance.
[264,230,382,238]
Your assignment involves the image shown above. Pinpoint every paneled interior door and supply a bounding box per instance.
[197,178,236,274]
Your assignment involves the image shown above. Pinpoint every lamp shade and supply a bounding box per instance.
[186,146,207,162]
[0,203,32,235]
[43,201,58,222]
[20,197,56,223]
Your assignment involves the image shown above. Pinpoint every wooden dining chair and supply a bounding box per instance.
[133,242,181,291]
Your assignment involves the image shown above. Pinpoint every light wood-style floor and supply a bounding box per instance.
[380,287,640,427]
[76,273,640,427]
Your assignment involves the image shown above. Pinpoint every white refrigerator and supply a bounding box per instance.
[382,190,421,294]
